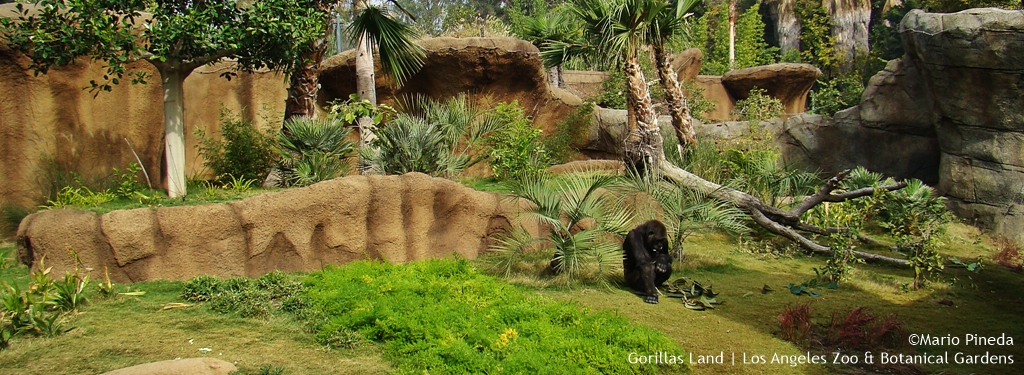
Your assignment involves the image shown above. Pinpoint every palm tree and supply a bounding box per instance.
[284,1,334,121]
[348,0,426,149]
[520,7,582,88]
[650,0,700,156]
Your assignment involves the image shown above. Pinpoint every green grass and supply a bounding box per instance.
[305,259,685,374]
[2,222,1022,375]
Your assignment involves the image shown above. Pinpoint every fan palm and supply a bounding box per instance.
[490,173,633,282]
[348,1,426,150]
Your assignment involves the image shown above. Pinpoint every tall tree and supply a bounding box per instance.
[285,1,334,121]
[1,0,320,197]
[348,1,426,151]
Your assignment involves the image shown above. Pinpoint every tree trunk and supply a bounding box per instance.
[157,65,188,198]
[285,38,328,121]
[547,65,561,88]
[354,0,377,150]
[768,0,800,55]
[728,0,737,69]
[621,58,664,176]
[653,44,696,157]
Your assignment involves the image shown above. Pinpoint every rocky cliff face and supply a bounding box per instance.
[16,173,521,282]
[900,8,1024,241]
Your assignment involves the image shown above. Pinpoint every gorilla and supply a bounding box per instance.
[623,220,673,304]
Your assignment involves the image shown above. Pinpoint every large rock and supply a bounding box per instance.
[100,358,236,375]
[899,8,1024,242]
[777,108,940,182]
[859,58,936,136]
[319,37,581,135]
[671,48,703,83]
[16,173,524,282]
[721,63,821,117]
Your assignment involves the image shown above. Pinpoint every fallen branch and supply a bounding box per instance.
[659,161,911,267]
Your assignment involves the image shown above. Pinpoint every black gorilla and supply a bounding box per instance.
[623,220,673,304]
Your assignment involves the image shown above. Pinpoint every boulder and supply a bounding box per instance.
[721,63,821,116]
[17,173,523,282]
[671,48,703,83]
[100,358,236,375]
[319,37,580,135]
[859,58,936,136]
[899,8,1024,242]
[580,107,679,159]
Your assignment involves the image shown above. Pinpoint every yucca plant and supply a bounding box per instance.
[618,172,750,259]
[361,94,501,178]
[276,116,356,187]
[489,172,633,282]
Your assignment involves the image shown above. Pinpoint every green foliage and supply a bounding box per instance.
[595,69,629,109]
[920,0,1020,12]
[347,5,426,86]
[181,271,306,320]
[732,87,784,126]
[47,185,116,208]
[362,94,500,178]
[327,94,396,127]
[545,102,592,164]
[1,256,88,350]
[488,101,550,181]
[304,259,683,374]
[795,0,840,76]
[491,173,632,282]
[810,73,865,116]
[695,1,778,75]
[112,163,144,200]
[195,109,277,184]
[275,117,355,187]
[681,80,716,123]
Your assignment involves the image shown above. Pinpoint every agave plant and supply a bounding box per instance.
[489,172,633,282]
[361,94,501,178]
[276,116,356,187]
[618,172,750,259]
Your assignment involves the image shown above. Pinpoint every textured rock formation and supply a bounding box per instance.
[858,58,936,136]
[721,63,821,116]
[671,48,703,83]
[100,358,236,375]
[17,173,523,282]
[319,37,581,135]
[899,8,1024,242]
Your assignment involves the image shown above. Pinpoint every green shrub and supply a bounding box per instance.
[181,272,306,319]
[195,108,277,183]
[112,163,145,199]
[304,259,683,374]
[275,116,355,187]
[489,101,549,180]
[362,94,499,178]
[732,87,784,126]
[544,103,592,164]
[695,1,778,75]
[810,73,864,116]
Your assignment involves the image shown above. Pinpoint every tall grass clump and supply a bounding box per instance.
[304,259,683,374]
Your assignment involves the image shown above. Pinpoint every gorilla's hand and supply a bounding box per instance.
[655,262,669,274]
[644,295,659,304]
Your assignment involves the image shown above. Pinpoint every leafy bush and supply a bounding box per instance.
[112,163,145,199]
[275,116,355,187]
[362,94,499,178]
[732,87,784,126]
[304,259,683,374]
[195,108,277,183]
[809,73,865,116]
[544,102,592,165]
[488,101,549,180]
[1,256,87,350]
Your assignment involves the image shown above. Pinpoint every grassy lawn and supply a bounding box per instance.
[1,221,1021,375]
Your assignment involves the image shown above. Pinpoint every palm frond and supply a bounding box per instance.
[348,5,425,86]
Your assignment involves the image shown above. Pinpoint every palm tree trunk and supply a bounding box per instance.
[285,38,328,120]
[354,0,377,149]
[653,44,696,156]
[621,58,664,176]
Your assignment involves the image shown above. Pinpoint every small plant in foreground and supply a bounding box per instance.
[994,238,1023,273]
[112,162,145,199]
[778,303,813,344]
